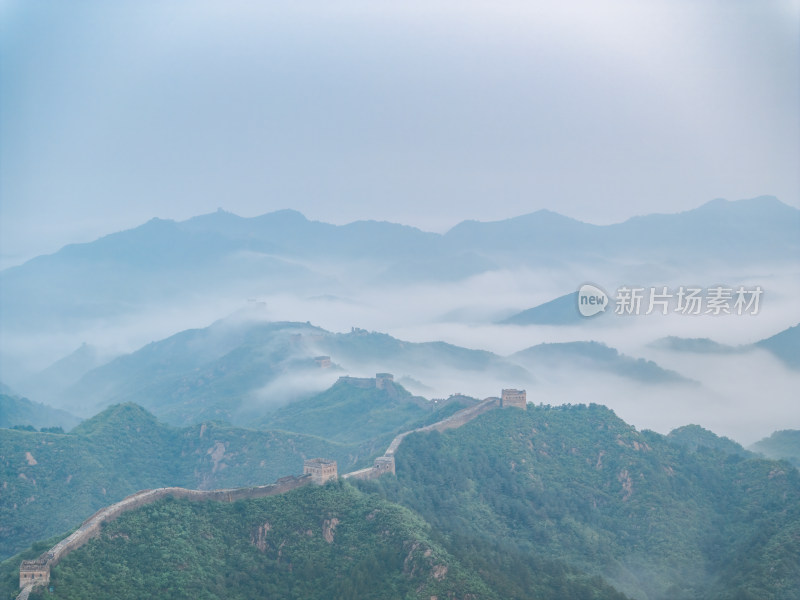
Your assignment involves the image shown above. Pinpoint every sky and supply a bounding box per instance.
[1,0,799,268]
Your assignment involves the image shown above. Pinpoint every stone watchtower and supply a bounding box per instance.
[501,388,527,409]
[303,458,338,484]
[19,558,50,588]
[373,456,396,475]
[314,356,331,368]
[375,373,394,389]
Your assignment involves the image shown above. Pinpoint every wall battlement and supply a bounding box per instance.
[337,373,396,391]
[337,376,375,388]
[343,394,505,481]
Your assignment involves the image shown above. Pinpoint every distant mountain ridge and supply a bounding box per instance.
[0,394,80,430]
[24,313,698,426]
[750,430,800,467]
[1,196,796,339]
[648,326,800,369]
[511,341,692,384]
[7,196,797,272]
[500,291,585,325]
[650,336,742,354]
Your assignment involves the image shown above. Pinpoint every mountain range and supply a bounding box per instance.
[512,341,691,384]
[13,310,719,427]
[1,196,797,342]
[1,196,798,598]
[648,327,800,370]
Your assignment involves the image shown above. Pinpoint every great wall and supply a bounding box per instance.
[341,394,509,481]
[17,476,312,597]
[16,384,526,598]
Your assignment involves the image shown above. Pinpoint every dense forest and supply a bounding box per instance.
[360,405,800,599]
[4,482,628,600]
[4,404,798,599]
[1,387,467,561]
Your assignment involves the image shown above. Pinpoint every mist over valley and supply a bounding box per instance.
[2,202,798,600]
[2,198,797,445]
[3,2,799,596]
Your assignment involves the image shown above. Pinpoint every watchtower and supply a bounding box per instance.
[314,356,331,368]
[19,559,50,588]
[373,456,396,475]
[501,389,527,409]
[375,373,394,389]
[303,458,338,484]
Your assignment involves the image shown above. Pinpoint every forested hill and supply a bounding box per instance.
[1,388,467,562]
[0,403,380,561]
[7,483,629,600]
[6,403,799,599]
[366,404,800,600]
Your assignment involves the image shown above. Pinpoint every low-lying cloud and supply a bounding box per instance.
[2,261,797,447]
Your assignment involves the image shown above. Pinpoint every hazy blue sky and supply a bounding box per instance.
[1,0,798,267]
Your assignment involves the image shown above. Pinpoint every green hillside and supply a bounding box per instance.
[666,424,752,457]
[2,373,465,561]
[363,405,800,600]
[9,482,628,600]
[0,394,80,430]
[27,484,494,600]
[260,377,430,444]
[0,404,376,560]
[750,430,800,468]
[7,403,800,599]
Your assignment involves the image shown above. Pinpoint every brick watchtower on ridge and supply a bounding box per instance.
[303,458,338,484]
[19,558,50,589]
[501,389,527,409]
[375,373,394,389]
